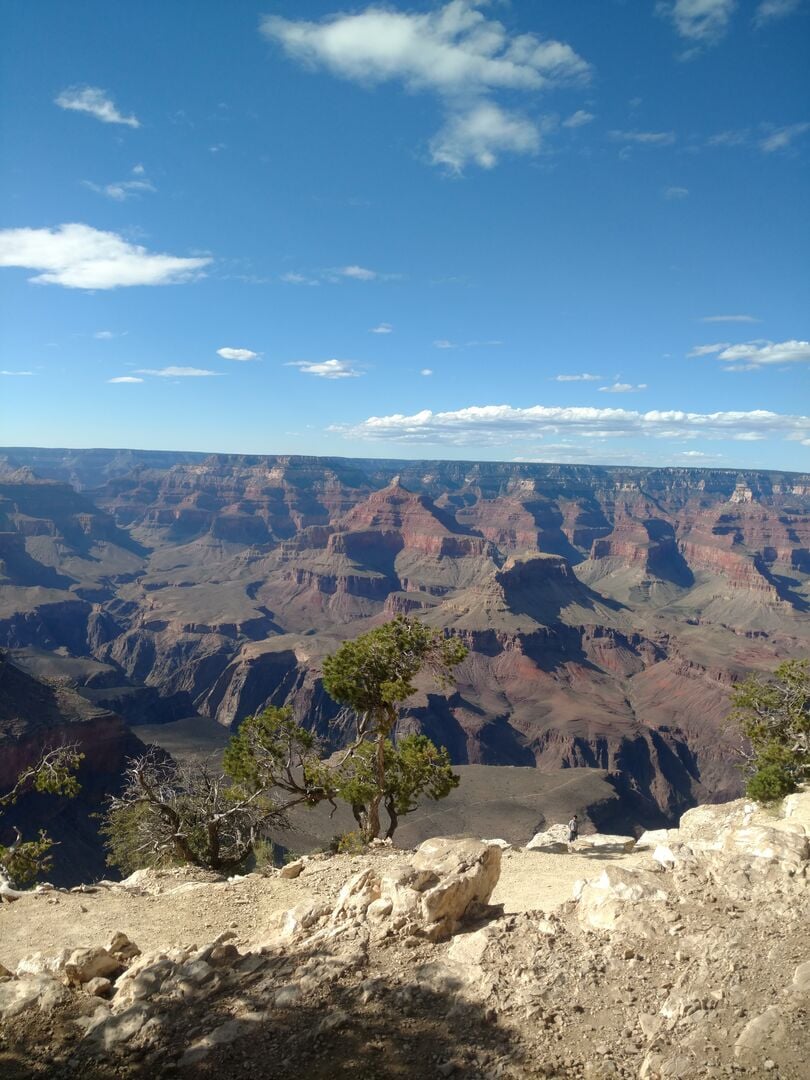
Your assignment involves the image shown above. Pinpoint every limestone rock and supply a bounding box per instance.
[16,949,72,978]
[411,837,501,940]
[64,946,123,987]
[0,974,68,1019]
[279,858,306,879]
[578,833,636,854]
[573,866,670,930]
[526,823,570,852]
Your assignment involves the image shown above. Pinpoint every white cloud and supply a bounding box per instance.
[55,86,140,128]
[340,265,377,281]
[657,0,737,42]
[217,347,259,361]
[136,367,217,378]
[94,330,115,339]
[689,339,810,366]
[108,376,143,384]
[700,314,759,323]
[132,164,146,176]
[562,110,595,128]
[754,0,802,26]
[421,368,434,376]
[261,3,589,173]
[370,323,393,334]
[0,224,210,289]
[434,339,457,349]
[1,370,34,376]
[553,373,602,382]
[664,185,689,199]
[261,3,589,95]
[599,383,648,393]
[689,342,731,356]
[609,130,676,145]
[287,358,361,379]
[716,339,810,366]
[341,402,810,447]
[430,102,540,172]
[760,122,810,153]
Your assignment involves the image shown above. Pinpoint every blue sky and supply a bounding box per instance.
[1,0,808,469]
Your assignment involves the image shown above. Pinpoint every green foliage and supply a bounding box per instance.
[100,800,168,875]
[730,659,810,801]
[322,615,468,731]
[0,831,55,887]
[0,744,83,889]
[332,830,368,854]
[321,616,467,841]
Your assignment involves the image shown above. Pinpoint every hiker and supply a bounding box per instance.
[567,814,579,846]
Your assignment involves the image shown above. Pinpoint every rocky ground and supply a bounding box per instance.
[0,793,808,1080]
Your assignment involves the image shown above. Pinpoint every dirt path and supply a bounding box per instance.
[0,847,645,970]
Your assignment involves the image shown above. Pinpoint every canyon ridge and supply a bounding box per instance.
[1,447,809,834]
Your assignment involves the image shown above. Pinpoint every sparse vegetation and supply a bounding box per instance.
[322,615,467,842]
[0,744,83,895]
[730,659,810,801]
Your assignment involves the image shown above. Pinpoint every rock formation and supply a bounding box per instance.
[1,449,809,823]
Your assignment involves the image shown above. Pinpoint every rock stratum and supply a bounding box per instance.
[0,791,808,1078]
[1,448,809,826]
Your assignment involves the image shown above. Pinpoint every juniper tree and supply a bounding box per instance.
[321,616,467,841]
[729,659,810,801]
[0,743,83,899]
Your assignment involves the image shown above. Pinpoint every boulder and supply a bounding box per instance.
[481,838,512,851]
[411,838,501,940]
[279,858,306,879]
[721,824,809,871]
[573,866,671,930]
[782,788,810,833]
[578,833,636,854]
[0,974,68,1019]
[634,828,680,852]
[526,829,569,854]
[16,949,72,978]
[63,946,123,986]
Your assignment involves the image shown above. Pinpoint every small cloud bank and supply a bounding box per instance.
[599,383,648,393]
[689,339,810,367]
[1,370,34,376]
[370,323,393,334]
[657,0,737,44]
[700,314,759,323]
[553,373,601,382]
[108,376,143,384]
[55,86,140,128]
[0,224,210,289]
[217,347,260,361]
[754,0,802,26]
[562,110,595,128]
[136,367,217,378]
[287,359,362,379]
[340,402,810,447]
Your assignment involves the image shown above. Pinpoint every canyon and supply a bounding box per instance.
[1,447,809,828]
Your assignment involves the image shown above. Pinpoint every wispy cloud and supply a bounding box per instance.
[562,110,595,129]
[108,376,143,384]
[340,265,377,281]
[280,272,319,286]
[0,224,210,289]
[689,339,810,366]
[340,402,810,446]
[370,323,393,334]
[663,185,689,199]
[136,367,218,377]
[760,122,810,152]
[421,368,434,376]
[286,359,362,379]
[261,2,590,173]
[599,382,648,393]
[552,373,602,382]
[217,347,259,361]
[94,329,127,340]
[0,370,34,376]
[609,130,676,146]
[434,339,457,350]
[83,166,156,201]
[754,0,802,27]
[700,314,759,323]
[657,0,737,44]
[55,86,140,128]
[433,338,501,350]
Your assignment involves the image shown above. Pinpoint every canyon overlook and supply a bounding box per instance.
[1,448,809,827]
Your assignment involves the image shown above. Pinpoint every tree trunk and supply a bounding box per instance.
[363,730,387,842]
[384,795,398,840]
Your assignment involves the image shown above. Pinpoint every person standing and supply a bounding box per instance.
[567,813,579,847]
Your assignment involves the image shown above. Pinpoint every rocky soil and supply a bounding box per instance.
[1,792,808,1079]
